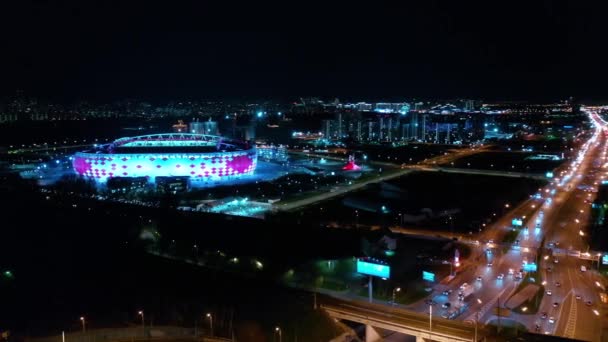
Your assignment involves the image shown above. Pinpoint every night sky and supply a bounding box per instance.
[1,1,607,102]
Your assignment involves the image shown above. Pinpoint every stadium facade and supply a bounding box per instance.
[72,133,257,184]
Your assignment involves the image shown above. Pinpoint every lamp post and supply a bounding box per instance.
[138,311,144,336]
[274,327,282,342]
[205,313,213,337]
[429,304,433,341]
[475,298,483,342]
[392,287,401,306]
[80,316,86,333]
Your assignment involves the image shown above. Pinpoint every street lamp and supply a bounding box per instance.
[392,287,401,306]
[138,311,144,334]
[205,313,213,336]
[274,326,282,342]
[475,299,482,341]
[428,303,434,341]
[80,316,86,333]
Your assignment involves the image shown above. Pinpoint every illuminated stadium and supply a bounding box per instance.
[72,133,257,184]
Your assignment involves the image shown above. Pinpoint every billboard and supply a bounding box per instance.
[512,218,523,227]
[523,263,538,272]
[357,258,390,278]
[422,271,436,282]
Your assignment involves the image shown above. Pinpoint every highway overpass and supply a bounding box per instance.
[320,296,482,342]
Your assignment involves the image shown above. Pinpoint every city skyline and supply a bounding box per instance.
[2,2,608,341]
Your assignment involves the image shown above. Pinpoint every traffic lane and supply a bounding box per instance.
[571,271,601,342]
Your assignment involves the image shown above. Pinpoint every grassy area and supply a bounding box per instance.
[509,272,544,314]
[317,277,348,292]
[502,229,519,244]
[486,319,528,339]
[398,284,430,304]
[356,281,429,305]
[512,287,544,314]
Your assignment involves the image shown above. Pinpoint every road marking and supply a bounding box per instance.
[564,291,577,338]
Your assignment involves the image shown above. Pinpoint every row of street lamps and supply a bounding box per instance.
[76,312,282,341]
[78,311,145,333]
[78,311,213,336]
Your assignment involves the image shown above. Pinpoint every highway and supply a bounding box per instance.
[274,168,413,211]
[406,107,607,341]
[278,145,489,212]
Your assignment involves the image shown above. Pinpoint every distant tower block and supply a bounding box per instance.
[342,155,361,171]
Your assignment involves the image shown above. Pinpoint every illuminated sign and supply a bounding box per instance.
[546,172,554,178]
[512,218,523,227]
[357,259,390,278]
[602,254,608,265]
[422,271,436,282]
[523,263,537,272]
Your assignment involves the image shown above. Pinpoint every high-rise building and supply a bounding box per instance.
[190,118,219,135]
[322,119,332,139]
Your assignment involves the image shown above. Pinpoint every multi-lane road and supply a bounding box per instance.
[406,108,607,341]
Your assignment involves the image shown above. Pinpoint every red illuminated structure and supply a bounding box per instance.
[342,155,361,171]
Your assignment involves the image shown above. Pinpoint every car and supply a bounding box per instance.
[586,301,593,306]
[508,268,514,275]
[581,265,587,272]
[442,302,451,309]
[541,312,548,319]
[514,239,520,245]
[476,276,482,282]
[549,317,555,324]
[535,324,541,332]
[553,302,559,308]
[554,259,559,264]
[547,266,553,272]
[575,294,582,300]
[497,274,504,280]
[487,262,493,267]
[546,290,552,296]
[555,282,561,287]
[442,290,452,296]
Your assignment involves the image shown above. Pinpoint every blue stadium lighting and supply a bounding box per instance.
[72,133,257,184]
